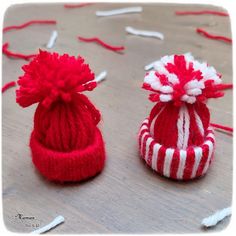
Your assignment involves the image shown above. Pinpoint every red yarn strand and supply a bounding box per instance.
[215,83,233,90]
[210,123,233,133]
[2,43,36,60]
[196,28,232,44]
[64,3,93,8]
[175,10,229,16]
[2,20,56,61]
[2,81,16,93]
[78,36,125,52]
[3,20,56,33]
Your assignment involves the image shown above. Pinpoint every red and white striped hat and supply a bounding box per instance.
[139,53,225,180]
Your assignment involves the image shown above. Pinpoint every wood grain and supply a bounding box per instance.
[2,3,232,233]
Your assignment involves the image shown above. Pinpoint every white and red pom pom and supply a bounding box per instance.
[143,53,223,106]
[138,53,227,181]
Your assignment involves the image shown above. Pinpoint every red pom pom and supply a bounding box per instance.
[16,50,96,108]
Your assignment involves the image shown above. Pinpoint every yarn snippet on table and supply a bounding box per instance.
[96,6,143,16]
[95,71,107,83]
[126,26,164,40]
[3,20,57,60]
[196,28,232,44]
[2,81,16,93]
[78,36,125,52]
[64,3,93,8]
[3,20,56,33]
[175,10,229,16]
[31,215,64,234]
[46,30,58,49]
[201,207,232,227]
[2,43,37,60]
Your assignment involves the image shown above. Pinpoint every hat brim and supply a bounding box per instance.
[30,128,105,182]
[138,118,215,181]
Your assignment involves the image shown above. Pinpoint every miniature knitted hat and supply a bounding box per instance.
[138,53,227,180]
[16,50,105,182]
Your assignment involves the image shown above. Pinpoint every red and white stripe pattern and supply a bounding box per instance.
[149,103,208,149]
[138,118,215,180]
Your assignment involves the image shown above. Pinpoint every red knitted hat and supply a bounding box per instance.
[16,50,105,182]
[139,53,226,181]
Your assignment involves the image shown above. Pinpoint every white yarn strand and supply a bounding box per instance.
[202,140,214,175]
[151,143,161,171]
[95,71,107,83]
[46,30,58,49]
[191,147,202,178]
[163,148,175,178]
[144,61,157,71]
[202,207,232,227]
[31,215,64,234]
[176,150,186,179]
[125,26,164,40]
[145,137,153,162]
[183,105,190,149]
[194,110,204,136]
[96,7,142,17]
[176,105,190,150]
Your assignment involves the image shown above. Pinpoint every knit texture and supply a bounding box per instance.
[16,50,105,182]
[139,53,225,180]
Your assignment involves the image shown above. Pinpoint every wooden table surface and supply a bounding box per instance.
[2,3,232,233]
